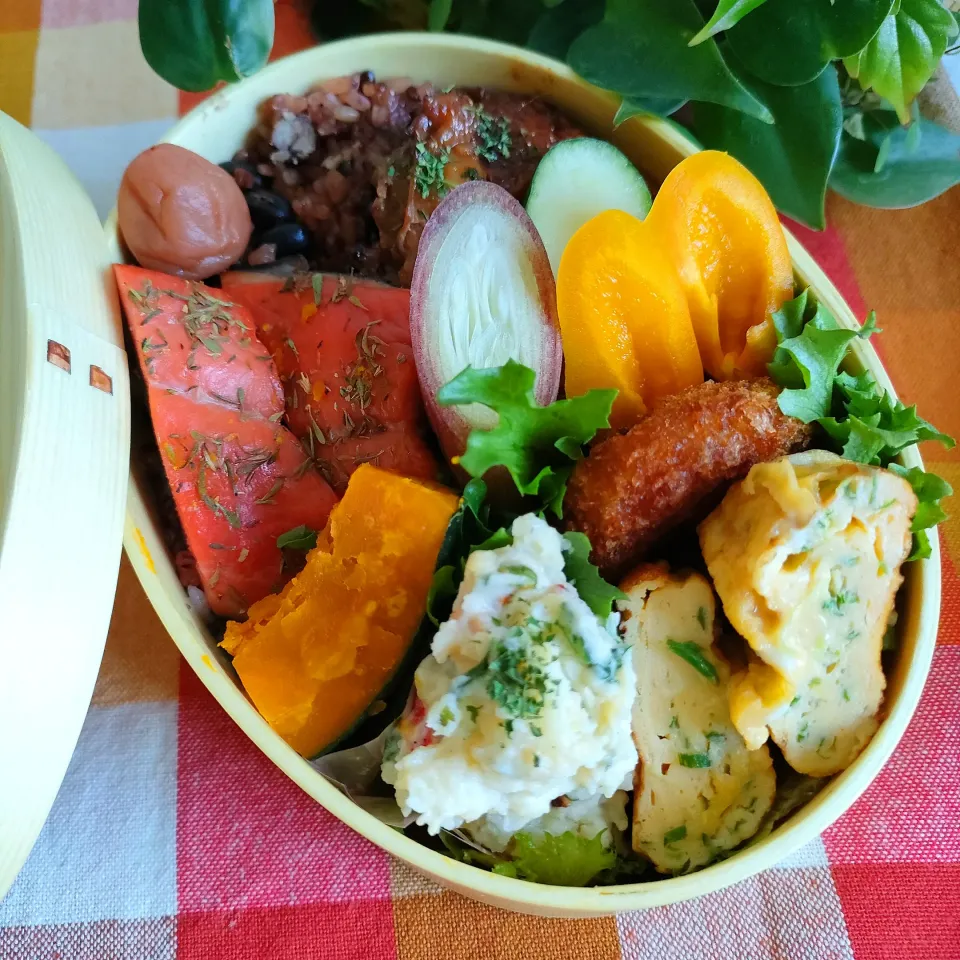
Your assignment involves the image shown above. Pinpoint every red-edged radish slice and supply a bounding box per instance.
[410,180,562,462]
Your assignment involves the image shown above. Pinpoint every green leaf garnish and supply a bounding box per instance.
[767,290,861,423]
[561,532,628,619]
[889,464,954,560]
[766,288,953,560]
[502,830,616,887]
[666,640,719,684]
[276,524,317,550]
[424,478,512,628]
[437,360,616,517]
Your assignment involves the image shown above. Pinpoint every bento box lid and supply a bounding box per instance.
[0,111,130,899]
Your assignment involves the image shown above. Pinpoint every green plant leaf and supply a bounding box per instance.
[693,54,842,227]
[830,114,960,208]
[568,0,773,122]
[726,0,896,86]
[690,0,771,44]
[766,293,860,422]
[613,97,688,125]
[428,0,453,31]
[436,361,616,516]
[139,0,275,92]
[528,0,604,59]
[843,0,959,122]
[504,830,617,886]
[456,0,548,44]
[561,532,628,618]
[276,524,317,551]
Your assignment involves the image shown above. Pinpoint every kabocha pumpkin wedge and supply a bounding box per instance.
[222,464,459,758]
[644,151,794,380]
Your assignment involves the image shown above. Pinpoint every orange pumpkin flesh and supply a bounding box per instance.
[222,464,459,757]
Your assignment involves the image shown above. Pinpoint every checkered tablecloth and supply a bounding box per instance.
[2,2,959,957]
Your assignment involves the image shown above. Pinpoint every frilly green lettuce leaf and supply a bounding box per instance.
[889,464,954,560]
[495,831,616,886]
[442,829,618,887]
[561,532,628,619]
[437,360,616,516]
[768,289,954,560]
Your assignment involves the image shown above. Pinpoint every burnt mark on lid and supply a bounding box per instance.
[47,340,71,373]
[89,365,113,395]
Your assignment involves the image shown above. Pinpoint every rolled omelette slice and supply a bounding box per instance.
[620,564,776,874]
[699,450,917,776]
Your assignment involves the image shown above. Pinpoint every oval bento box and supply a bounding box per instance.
[103,35,940,917]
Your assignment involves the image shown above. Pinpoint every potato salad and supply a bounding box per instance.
[382,513,637,834]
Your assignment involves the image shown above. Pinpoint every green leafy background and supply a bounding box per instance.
[141,0,960,227]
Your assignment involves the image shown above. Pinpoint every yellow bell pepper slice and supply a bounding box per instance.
[557,209,703,430]
[644,150,794,379]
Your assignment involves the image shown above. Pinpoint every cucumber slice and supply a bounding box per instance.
[526,137,652,274]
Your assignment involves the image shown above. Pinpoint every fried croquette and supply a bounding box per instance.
[564,378,812,577]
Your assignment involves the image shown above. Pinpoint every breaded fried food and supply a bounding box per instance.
[564,378,812,577]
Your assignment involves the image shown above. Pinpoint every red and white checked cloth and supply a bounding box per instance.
[1,2,958,957]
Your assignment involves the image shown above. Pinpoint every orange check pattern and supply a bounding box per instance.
[1,3,958,957]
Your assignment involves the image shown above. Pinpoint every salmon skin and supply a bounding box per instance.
[116,265,338,617]
[221,272,439,492]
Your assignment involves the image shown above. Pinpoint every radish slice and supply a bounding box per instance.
[411,180,562,461]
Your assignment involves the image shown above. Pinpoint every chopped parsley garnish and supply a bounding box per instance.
[472,106,512,163]
[438,706,454,726]
[276,524,318,551]
[465,704,480,722]
[696,606,708,631]
[665,640,719,684]
[823,588,859,616]
[789,695,802,707]
[414,142,451,199]
[530,723,543,737]
[705,730,725,742]
[669,715,680,730]
[678,753,711,768]
[486,641,551,719]
[663,825,687,845]
[382,731,401,765]
[797,721,810,743]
